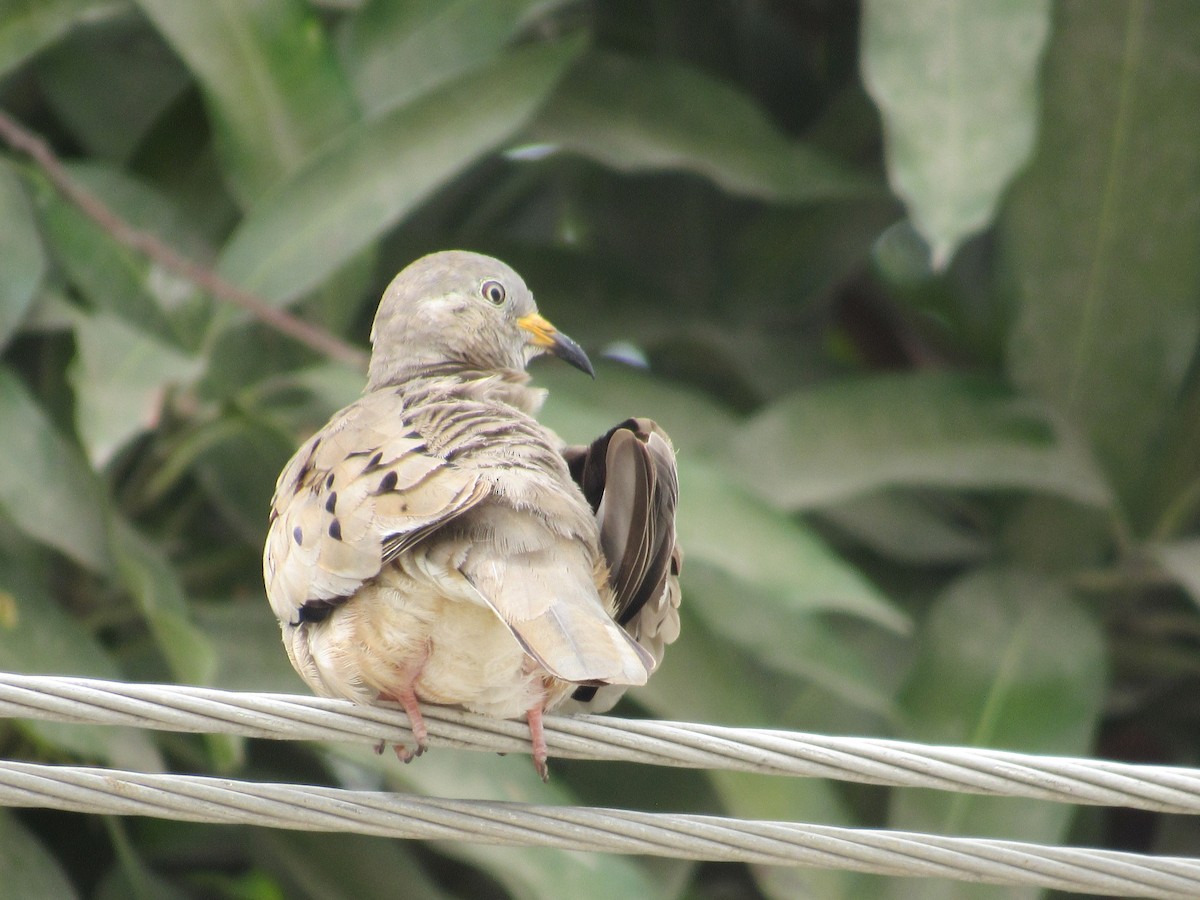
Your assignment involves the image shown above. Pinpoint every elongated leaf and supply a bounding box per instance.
[0,811,80,900]
[35,162,208,348]
[0,159,45,347]
[192,416,297,544]
[36,14,190,162]
[861,0,1051,267]
[0,0,123,79]
[0,367,111,571]
[679,460,908,632]
[218,36,583,306]
[1003,1,1200,518]
[528,52,877,203]
[339,0,563,117]
[110,518,216,685]
[252,831,451,900]
[685,561,896,716]
[70,312,202,466]
[192,601,304,693]
[882,567,1104,900]
[818,491,990,564]
[730,372,1111,509]
[135,0,357,206]
[39,193,174,344]
[1153,538,1200,610]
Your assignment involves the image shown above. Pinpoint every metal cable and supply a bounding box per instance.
[1,672,1198,815]
[0,760,1198,898]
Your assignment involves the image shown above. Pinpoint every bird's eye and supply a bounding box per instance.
[481,280,506,306]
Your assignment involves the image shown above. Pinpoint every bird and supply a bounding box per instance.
[263,250,681,779]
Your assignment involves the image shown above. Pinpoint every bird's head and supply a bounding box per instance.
[367,250,594,389]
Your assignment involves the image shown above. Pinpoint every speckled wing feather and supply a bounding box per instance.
[561,418,682,712]
[263,388,489,628]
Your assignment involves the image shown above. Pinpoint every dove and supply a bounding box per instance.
[263,250,680,779]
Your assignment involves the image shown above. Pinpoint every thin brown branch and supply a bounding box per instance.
[0,108,368,371]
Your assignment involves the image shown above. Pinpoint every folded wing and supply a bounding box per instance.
[561,418,682,710]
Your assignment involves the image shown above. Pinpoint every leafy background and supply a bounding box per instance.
[0,0,1198,897]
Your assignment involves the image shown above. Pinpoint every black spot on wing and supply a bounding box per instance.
[293,526,303,545]
[376,470,398,493]
[328,519,342,541]
[294,596,348,625]
[325,491,338,513]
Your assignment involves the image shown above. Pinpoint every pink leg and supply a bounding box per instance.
[379,645,431,762]
[381,684,428,763]
[526,705,550,782]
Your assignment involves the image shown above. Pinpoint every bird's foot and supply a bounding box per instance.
[526,706,550,782]
[393,742,425,764]
[378,683,429,761]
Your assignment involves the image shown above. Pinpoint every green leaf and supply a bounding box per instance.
[338,0,564,117]
[134,0,358,207]
[0,159,46,348]
[1152,538,1200,609]
[69,312,202,466]
[635,604,773,727]
[35,14,191,161]
[218,35,583,306]
[192,416,296,544]
[679,460,909,632]
[0,367,111,571]
[729,372,1112,510]
[0,811,80,899]
[861,0,1051,267]
[1002,0,1200,520]
[34,162,208,348]
[817,491,990,565]
[685,561,897,717]
[251,831,452,900]
[883,567,1105,900]
[110,518,216,685]
[0,0,123,80]
[192,601,304,693]
[528,52,878,203]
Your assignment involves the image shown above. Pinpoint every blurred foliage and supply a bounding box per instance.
[0,0,1198,897]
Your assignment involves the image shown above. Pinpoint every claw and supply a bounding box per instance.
[377,646,432,763]
[378,684,429,761]
[393,742,423,764]
[526,706,550,782]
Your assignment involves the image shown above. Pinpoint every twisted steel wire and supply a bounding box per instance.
[1,672,1198,814]
[1,760,1199,898]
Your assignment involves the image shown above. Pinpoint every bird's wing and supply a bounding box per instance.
[454,502,654,686]
[263,389,488,627]
[561,418,682,710]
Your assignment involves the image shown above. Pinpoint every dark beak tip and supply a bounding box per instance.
[552,333,595,378]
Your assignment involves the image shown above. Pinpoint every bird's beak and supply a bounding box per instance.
[517,313,595,378]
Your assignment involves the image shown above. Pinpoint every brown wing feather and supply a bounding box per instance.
[563,417,682,708]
